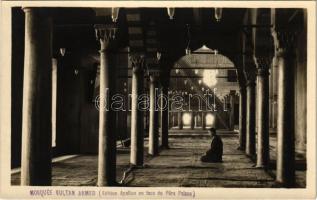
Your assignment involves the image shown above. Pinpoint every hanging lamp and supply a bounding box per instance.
[111,8,120,23]
[167,8,175,20]
[214,8,223,22]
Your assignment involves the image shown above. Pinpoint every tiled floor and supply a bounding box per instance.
[11,129,306,187]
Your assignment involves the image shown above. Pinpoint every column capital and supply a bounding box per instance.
[22,7,53,16]
[149,71,160,83]
[271,9,303,51]
[254,56,272,70]
[272,29,299,56]
[254,29,274,64]
[148,66,161,83]
[239,86,246,93]
[94,24,117,50]
[149,75,160,83]
[246,79,256,87]
[130,53,145,73]
[245,67,257,84]
[22,7,35,13]
[256,67,270,77]
[149,72,160,83]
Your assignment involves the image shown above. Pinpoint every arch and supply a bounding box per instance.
[169,45,239,98]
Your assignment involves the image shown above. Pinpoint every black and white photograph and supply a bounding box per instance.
[0,1,316,199]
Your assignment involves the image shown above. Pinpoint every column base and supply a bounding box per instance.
[129,163,146,169]
[97,181,119,187]
[254,165,268,169]
[274,180,296,188]
[147,153,159,157]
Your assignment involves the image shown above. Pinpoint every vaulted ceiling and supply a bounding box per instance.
[51,8,247,65]
[34,7,304,86]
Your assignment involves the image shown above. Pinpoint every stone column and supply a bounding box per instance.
[202,112,206,130]
[175,113,179,127]
[245,79,256,157]
[144,104,149,133]
[21,8,53,186]
[190,112,195,130]
[94,24,117,186]
[174,113,178,127]
[122,83,129,141]
[130,54,145,166]
[255,65,270,168]
[52,58,57,147]
[238,86,247,150]
[229,91,235,130]
[169,112,174,129]
[272,29,297,187]
[161,84,169,148]
[269,58,274,129]
[271,57,279,129]
[148,72,159,156]
[178,111,183,130]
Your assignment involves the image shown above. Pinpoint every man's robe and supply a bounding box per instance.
[200,135,223,162]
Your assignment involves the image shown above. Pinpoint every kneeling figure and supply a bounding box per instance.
[201,128,223,163]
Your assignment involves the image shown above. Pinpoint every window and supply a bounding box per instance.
[227,70,237,82]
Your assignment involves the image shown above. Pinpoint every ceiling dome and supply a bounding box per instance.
[178,45,235,69]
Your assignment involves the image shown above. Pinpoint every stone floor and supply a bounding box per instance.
[11,129,306,187]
